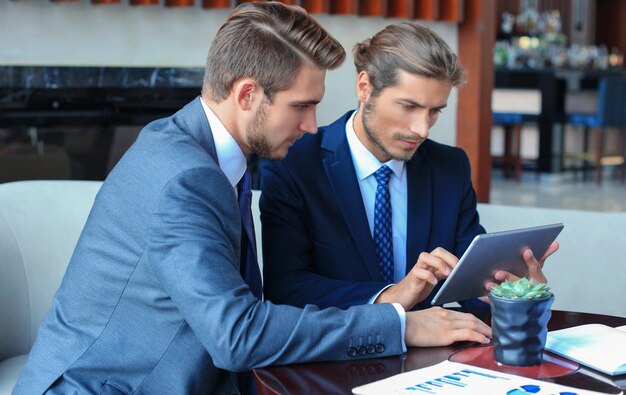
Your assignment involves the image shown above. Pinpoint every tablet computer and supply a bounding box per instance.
[431,223,564,306]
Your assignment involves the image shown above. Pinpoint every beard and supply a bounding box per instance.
[362,97,420,162]
[245,100,279,160]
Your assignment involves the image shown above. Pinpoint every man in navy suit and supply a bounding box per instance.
[261,22,558,345]
[13,5,479,394]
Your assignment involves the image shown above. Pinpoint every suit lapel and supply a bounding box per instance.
[406,146,433,274]
[321,112,381,281]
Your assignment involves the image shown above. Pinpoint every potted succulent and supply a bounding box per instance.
[488,278,554,366]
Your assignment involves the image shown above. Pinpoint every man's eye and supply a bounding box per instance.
[295,104,308,111]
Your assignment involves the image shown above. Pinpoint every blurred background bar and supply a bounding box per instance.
[415,0,439,20]
[301,0,329,14]
[359,0,385,17]
[386,0,414,19]
[440,0,464,22]
[165,0,194,7]
[130,0,159,5]
[329,0,357,15]
[202,0,230,8]
[491,0,625,185]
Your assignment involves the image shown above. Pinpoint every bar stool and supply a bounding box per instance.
[492,112,538,182]
[566,76,626,184]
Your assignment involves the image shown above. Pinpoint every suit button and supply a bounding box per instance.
[347,347,357,357]
[375,343,385,353]
[366,344,375,354]
[357,346,366,355]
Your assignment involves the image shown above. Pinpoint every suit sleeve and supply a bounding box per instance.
[260,160,387,309]
[147,167,403,372]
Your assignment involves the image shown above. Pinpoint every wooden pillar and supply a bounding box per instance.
[456,0,495,203]
[596,0,626,57]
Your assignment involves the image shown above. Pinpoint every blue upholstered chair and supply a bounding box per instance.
[492,112,539,181]
[566,76,626,184]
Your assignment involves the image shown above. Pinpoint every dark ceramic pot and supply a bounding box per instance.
[488,292,554,366]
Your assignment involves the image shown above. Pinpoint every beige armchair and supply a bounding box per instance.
[0,180,101,394]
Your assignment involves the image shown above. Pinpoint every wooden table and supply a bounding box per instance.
[254,310,626,394]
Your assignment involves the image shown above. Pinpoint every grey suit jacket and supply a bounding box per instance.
[13,98,404,394]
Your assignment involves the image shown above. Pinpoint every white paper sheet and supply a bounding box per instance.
[352,360,610,395]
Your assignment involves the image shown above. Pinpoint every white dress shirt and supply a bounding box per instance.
[200,98,246,189]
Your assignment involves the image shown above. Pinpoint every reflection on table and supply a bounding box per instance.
[254,310,626,394]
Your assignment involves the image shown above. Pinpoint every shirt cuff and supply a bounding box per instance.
[367,286,406,353]
[391,302,407,353]
[367,284,394,304]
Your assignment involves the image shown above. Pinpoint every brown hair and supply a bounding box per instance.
[353,22,466,97]
[203,2,345,102]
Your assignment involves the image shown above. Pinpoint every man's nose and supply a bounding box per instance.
[301,109,318,135]
[409,113,430,140]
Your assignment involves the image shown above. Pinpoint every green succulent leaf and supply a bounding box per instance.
[490,277,552,300]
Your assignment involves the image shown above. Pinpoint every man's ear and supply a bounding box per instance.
[233,78,259,111]
[356,71,373,102]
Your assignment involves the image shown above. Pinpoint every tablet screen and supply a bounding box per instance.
[431,223,564,305]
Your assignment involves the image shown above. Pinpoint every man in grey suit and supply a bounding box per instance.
[14,3,491,394]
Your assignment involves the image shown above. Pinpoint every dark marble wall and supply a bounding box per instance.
[0,66,204,89]
[0,66,265,186]
[0,66,204,128]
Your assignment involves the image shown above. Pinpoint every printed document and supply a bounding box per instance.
[352,360,609,395]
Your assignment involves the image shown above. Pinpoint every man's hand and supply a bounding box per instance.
[404,307,492,347]
[482,241,560,300]
[375,248,457,311]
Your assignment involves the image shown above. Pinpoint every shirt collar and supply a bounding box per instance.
[345,110,405,181]
[200,97,247,188]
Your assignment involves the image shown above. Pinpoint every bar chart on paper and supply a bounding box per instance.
[352,361,607,395]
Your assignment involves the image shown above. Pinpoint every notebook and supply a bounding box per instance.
[545,324,626,376]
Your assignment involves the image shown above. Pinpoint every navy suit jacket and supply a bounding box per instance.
[14,102,404,395]
[261,111,485,310]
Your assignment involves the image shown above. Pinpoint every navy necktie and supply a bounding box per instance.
[238,170,263,299]
[373,165,394,283]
